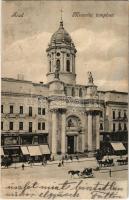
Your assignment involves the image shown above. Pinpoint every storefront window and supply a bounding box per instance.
[33,136,38,145]
[21,136,33,145]
[39,135,48,144]
[4,137,18,145]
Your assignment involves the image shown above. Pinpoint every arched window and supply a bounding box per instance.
[72,87,75,97]
[66,60,70,72]
[49,61,51,72]
[56,59,60,70]
[79,88,82,97]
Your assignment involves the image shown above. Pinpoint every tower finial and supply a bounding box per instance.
[59,9,64,28]
[60,8,63,21]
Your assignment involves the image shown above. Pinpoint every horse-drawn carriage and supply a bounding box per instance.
[98,158,114,167]
[116,157,128,165]
[68,168,94,178]
[80,168,93,178]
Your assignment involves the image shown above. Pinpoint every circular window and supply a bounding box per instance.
[67,53,70,57]
[57,52,60,57]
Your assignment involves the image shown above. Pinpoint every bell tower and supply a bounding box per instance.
[46,16,77,84]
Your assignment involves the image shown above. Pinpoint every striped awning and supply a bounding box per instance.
[40,145,50,155]
[28,146,42,156]
[21,146,30,155]
[1,147,4,156]
[111,143,126,151]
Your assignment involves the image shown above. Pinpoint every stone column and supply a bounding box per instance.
[72,54,74,73]
[61,52,64,71]
[64,53,66,71]
[81,133,85,152]
[96,114,100,150]
[73,55,75,73]
[76,136,79,152]
[53,52,56,72]
[61,110,66,154]
[88,113,92,151]
[51,59,53,72]
[51,110,57,154]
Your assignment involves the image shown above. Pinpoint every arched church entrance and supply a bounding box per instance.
[66,116,82,154]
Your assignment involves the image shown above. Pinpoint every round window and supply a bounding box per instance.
[57,52,60,57]
[67,53,70,57]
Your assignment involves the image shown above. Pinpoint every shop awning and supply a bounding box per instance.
[40,145,50,155]
[21,146,30,155]
[28,146,42,156]
[111,143,126,151]
[1,147,4,156]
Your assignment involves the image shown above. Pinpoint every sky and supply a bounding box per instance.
[2,0,128,92]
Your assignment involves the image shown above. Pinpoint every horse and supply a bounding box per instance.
[68,170,80,178]
[106,159,114,166]
[98,160,107,167]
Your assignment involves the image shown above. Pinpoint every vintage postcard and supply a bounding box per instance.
[1,0,128,199]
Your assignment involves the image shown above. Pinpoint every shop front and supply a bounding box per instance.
[27,145,42,162]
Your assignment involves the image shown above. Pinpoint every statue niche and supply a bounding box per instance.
[67,117,80,128]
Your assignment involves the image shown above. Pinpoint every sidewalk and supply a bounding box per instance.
[1,157,96,169]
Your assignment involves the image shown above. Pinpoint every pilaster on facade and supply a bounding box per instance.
[51,108,58,155]
[61,109,66,154]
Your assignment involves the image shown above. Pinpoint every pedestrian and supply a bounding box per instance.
[70,155,73,162]
[22,163,25,170]
[109,169,111,177]
[61,159,64,166]
[58,162,61,167]
[76,155,79,161]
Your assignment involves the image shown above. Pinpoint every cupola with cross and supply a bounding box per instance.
[46,10,77,84]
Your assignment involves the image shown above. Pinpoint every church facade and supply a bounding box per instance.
[1,19,128,159]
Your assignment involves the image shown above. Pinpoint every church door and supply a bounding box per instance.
[67,136,74,154]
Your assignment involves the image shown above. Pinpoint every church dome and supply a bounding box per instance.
[50,20,73,45]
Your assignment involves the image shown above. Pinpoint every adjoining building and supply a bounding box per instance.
[1,19,128,161]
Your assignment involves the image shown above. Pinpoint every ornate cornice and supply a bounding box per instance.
[1,92,47,100]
